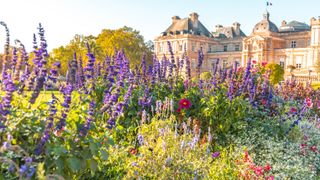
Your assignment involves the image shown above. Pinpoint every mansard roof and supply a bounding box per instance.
[212,23,246,39]
[161,13,213,37]
[279,20,310,32]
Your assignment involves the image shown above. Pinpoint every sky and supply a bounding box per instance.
[0,0,320,53]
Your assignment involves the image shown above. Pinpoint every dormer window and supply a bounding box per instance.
[223,45,228,52]
[291,41,297,48]
[235,45,240,51]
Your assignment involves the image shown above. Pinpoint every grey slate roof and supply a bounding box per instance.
[279,21,310,32]
[162,17,212,37]
[212,25,246,39]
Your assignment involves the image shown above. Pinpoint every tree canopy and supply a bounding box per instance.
[49,26,153,74]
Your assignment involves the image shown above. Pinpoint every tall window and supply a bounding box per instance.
[223,60,228,69]
[291,41,297,48]
[179,43,183,51]
[159,43,163,52]
[223,45,228,52]
[192,43,196,52]
[235,45,240,51]
[208,45,212,52]
[280,58,285,68]
[296,56,302,69]
[191,60,196,69]
[183,42,187,51]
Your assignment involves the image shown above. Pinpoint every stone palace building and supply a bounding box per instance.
[154,12,320,79]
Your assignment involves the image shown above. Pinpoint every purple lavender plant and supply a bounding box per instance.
[0,21,11,78]
[0,72,15,130]
[35,93,58,155]
[79,100,95,136]
[56,83,73,131]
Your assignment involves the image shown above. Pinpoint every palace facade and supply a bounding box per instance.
[154,12,320,78]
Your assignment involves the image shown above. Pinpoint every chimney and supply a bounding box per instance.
[281,20,287,26]
[233,22,240,35]
[190,12,199,28]
[172,16,181,23]
[189,12,199,22]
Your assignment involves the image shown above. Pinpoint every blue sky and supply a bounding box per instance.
[0,0,319,52]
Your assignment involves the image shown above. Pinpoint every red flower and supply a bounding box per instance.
[262,61,268,66]
[261,99,267,105]
[129,148,137,155]
[290,107,297,114]
[254,166,264,176]
[176,107,182,113]
[178,98,192,109]
[252,60,257,64]
[264,164,272,171]
[310,145,318,152]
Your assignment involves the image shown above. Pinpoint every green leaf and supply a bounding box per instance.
[100,149,109,161]
[89,159,98,173]
[89,142,98,155]
[53,146,67,156]
[67,157,81,173]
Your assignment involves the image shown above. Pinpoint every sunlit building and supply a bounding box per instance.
[154,12,320,79]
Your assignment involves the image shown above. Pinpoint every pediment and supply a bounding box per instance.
[243,35,265,43]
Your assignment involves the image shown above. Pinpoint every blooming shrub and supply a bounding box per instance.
[0,22,319,179]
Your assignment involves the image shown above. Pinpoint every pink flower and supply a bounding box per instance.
[300,143,307,149]
[261,99,267,105]
[262,61,268,66]
[176,107,182,113]
[290,107,297,114]
[252,60,257,64]
[178,98,192,109]
[305,98,313,108]
[266,176,275,180]
[254,166,264,176]
[310,145,318,152]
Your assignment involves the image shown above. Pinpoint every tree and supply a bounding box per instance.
[96,26,152,67]
[49,26,153,74]
[266,63,284,85]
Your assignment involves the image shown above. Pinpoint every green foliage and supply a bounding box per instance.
[105,118,244,179]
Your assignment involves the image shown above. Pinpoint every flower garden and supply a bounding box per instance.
[0,22,320,179]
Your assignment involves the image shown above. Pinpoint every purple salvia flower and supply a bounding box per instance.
[248,77,255,103]
[141,54,147,83]
[56,83,73,131]
[14,40,28,82]
[38,23,48,58]
[79,100,95,136]
[84,43,96,80]
[0,72,15,130]
[11,47,18,74]
[161,55,167,79]
[68,53,77,84]
[196,47,204,78]
[0,21,10,78]
[35,93,58,155]
[185,54,191,81]
[167,41,175,79]
[137,134,144,145]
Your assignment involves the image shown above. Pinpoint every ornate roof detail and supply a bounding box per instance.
[252,11,279,34]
